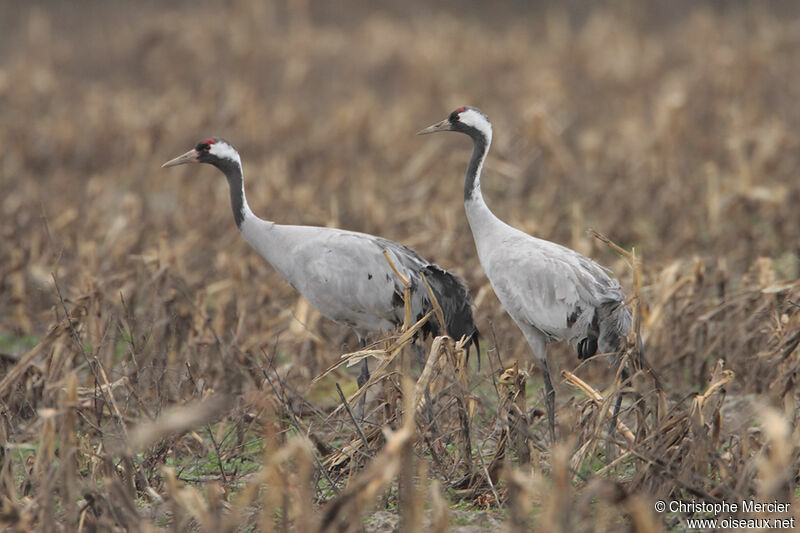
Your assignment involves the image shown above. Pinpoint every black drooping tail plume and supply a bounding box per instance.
[574,298,629,362]
[423,265,480,367]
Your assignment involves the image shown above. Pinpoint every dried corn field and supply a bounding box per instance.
[2,1,800,531]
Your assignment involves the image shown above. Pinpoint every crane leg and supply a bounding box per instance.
[411,341,426,369]
[356,338,369,420]
[609,366,630,439]
[523,328,555,444]
[538,355,556,444]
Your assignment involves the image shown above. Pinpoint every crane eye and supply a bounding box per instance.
[196,142,211,152]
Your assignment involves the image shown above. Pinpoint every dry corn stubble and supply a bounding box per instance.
[1,1,800,531]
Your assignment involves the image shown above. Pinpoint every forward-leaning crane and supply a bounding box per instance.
[162,138,478,415]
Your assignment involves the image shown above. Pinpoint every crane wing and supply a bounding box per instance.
[286,231,413,332]
[482,234,623,343]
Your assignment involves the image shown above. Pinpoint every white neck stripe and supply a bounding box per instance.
[209,142,242,166]
[459,109,493,142]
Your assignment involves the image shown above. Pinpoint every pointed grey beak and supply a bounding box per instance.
[161,149,199,168]
[416,118,452,135]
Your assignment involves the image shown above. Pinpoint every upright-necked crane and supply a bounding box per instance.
[162,138,478,414]
[419,107,632,442]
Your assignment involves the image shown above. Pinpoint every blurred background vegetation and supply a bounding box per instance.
[1,0,799,530]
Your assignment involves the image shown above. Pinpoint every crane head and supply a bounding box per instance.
[417,106,492,142]
[162,137,241,169]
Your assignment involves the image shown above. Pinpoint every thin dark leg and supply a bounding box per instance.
[538,356,556,444]
[609,366,630,440]
[356,338,369,420]
[412,341,426,369]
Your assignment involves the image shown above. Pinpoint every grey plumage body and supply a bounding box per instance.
[420,107,630,441]
[241,219,476,343]
[467,200,630,357]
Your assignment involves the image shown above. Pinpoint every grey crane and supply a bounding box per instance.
[162,138,479,414]
[419,107,633,442]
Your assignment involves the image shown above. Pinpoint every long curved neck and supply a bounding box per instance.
[211,158,297,281]
[215,159,254,229]
[463,130,507,251]
[464,131,491,202]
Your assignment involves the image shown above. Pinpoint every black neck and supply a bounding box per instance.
[464,132,489,201]
[215,159,246,228]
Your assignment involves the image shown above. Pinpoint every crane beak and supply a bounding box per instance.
[416,118,452,135]
[161,149,199,168]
